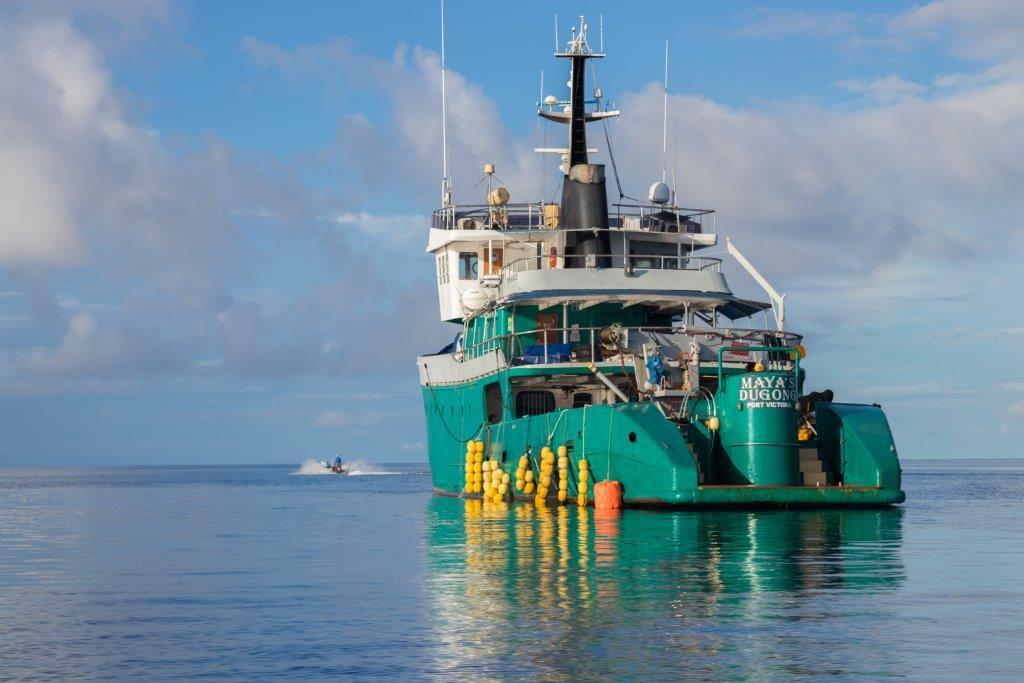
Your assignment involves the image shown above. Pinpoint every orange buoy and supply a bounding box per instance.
[548,246,557,269]
[593,480,623,510]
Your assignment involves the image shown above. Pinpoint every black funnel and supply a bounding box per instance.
[560,55,610,266]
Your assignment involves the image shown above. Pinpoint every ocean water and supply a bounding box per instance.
[1,460,1022,681]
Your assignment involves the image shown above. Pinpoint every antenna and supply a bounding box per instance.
[440,0,451,206]
[554,14,559,51]
[662,40,668,183]
[600,14,604,53]
[538,69,545,201]
[648,40,672,205]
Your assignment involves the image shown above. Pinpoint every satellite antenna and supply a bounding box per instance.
[440,0,452,207]
[648,40,671,204]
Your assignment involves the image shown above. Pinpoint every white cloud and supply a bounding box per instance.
[837,74,927,103]
[734,9,864,38]
[24,310,185,380]
[888,0,1024,60]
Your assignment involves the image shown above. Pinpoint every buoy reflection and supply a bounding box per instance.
[425,497,904,677]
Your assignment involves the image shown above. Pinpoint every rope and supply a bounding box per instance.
[545,409,569,446]
[422,363,485,443]
[606,405,614,480]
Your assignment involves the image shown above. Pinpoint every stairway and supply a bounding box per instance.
[799,447,833,486]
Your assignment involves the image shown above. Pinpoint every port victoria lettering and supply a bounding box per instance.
[739,375,798,409]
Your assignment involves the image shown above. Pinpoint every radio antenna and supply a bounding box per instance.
[440,0,451,206]
[661,40,668,183]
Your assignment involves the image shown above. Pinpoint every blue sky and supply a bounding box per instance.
[0,0,1022,466]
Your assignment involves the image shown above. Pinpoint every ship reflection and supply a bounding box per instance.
[424,498,905,679]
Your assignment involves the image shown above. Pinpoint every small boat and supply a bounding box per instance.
[317,457,348,474]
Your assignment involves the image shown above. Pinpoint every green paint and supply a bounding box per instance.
[422,369,905,506]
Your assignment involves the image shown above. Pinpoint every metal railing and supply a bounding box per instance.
[460,324,672,363]
[499,252,722,277]
[431,202,715,234]
[458,324,797,366]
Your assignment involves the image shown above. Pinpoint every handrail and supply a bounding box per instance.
[460,324,677,363]
[459,324,795,369]
[431,202,715,233]
[500,253,723,276]
[716,346,800,389]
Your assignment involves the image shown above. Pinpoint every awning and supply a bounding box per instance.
[502,289,772,318]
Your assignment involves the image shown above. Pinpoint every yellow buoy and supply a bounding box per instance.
[537,486,548,498]
[577,493,587,506]
[557,445,567,457]
[558,456,568,469]
[557,490,567,502]
[558,479,567,491]
[482,470,491,483]
[707,416,721,432]
[579,481,588,493]
[753,362,764,372]
[519,455,529,468]
[498,483,508,495]
[578,459,589,470]
[534,494,546,506]
[474,452,483,464]
[525,470,535,482]
[524,482,535,494]
[501,473,510,484]
[475,440,485,452]
[540,474,551,487]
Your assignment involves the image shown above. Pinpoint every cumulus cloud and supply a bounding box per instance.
[24,310,186,380]
[837,74,927,103]
[3,0,1024,401]
[733,9,866,38]
[889,0,1024,60]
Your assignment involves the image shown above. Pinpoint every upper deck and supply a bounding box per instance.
[430,201,716,237]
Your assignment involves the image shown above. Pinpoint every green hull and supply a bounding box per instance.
[421,369,904,508]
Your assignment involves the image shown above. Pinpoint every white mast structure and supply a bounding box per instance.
[648,40,672,205]
[440,0,452,208]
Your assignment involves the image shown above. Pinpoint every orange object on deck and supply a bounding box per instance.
[593,480,623,510]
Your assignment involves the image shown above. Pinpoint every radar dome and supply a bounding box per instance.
[648,181,671,204]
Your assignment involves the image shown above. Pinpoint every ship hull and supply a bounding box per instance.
[421,367,904,508]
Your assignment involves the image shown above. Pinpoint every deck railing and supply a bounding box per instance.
[431,202,715,234]
[499,252,722,277]
[458,324,801,365]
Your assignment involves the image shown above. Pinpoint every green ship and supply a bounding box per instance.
[418,17,903,508]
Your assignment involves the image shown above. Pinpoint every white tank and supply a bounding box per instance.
[460,286,494,312]
[648,181,671,204]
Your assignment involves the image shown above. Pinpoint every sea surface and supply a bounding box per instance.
[1,459,1022,681]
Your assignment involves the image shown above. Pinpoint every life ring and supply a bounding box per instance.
[548,246,557,269]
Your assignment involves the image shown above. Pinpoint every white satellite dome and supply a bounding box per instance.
[648,181,671,204]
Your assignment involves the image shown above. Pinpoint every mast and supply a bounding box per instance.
[539,17,619,266]
[662,40,668,184]
[440,0,452,207]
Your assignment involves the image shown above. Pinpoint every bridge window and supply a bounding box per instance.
[459,252,478,280]
[437,253,450,285]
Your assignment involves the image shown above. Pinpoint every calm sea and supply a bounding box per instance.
[1,459,1022,681]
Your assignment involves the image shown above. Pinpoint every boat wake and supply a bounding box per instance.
[340,460,398,476]
[291,459,398,476]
